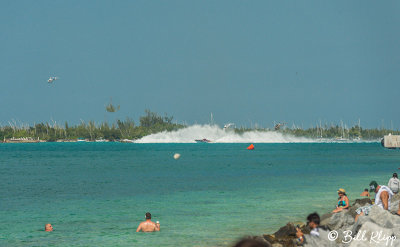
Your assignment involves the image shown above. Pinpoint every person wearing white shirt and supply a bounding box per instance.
[388,173,400,194]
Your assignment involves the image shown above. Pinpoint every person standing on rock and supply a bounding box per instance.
[388,173,400,194]
[355,181,394,221]
[332,188,349,213]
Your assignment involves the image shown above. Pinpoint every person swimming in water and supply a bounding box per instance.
[332,188,349,213]
[136,212,160,232]
[360,188,370,197]
[45,223,53,232]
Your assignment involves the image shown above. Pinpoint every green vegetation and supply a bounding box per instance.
[282,125,399,139]
[234,125,400,140]
[0,110,183,141]
[1,111,399,142]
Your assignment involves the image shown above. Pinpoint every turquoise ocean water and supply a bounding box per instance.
[1,143,399,246]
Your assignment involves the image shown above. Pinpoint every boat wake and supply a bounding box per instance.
[135,125,315,143]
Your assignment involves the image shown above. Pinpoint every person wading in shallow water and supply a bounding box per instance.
[136,212,160,232]
[360,188,370,197]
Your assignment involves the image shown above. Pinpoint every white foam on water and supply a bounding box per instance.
[135,124,315,143]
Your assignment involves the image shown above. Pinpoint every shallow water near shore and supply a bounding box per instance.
[1,143,399,246]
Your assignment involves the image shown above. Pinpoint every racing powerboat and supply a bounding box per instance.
[195,138,211,143]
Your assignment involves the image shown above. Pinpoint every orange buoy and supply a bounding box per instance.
[247,144,254,150]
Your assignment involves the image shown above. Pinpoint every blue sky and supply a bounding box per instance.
[1,1,399,128]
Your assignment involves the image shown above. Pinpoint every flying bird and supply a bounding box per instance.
[47,77,59,83]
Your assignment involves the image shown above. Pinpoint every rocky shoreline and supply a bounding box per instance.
[252,194,400,247]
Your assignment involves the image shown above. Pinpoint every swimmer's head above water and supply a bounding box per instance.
[45,223,53,232]
[145,212,151,220]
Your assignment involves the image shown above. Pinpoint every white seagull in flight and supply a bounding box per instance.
[47,77,59,83]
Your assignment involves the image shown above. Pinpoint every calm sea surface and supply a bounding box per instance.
[1,143,399,246]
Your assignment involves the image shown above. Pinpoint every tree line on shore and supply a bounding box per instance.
[0,110,183,141]
[284,125,399,139]
[1,110,399,141]
[235,124,400,140]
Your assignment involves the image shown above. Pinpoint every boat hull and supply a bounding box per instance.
[195,139,211,143]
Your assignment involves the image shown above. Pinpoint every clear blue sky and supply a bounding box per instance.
[1,1,399,128]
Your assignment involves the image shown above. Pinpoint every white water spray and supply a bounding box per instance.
[135,125,315,143]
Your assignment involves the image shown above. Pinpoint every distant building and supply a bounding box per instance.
[382,134,400,149]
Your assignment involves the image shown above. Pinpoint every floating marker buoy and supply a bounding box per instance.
[247,144,254,150]
[173,153,181,160]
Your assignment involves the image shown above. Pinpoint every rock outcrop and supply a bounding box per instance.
[261,196,400,247]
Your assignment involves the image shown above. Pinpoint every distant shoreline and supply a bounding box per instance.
[0,138,381,144]
[2,111,399,142]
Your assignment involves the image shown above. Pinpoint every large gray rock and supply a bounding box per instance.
[303,236,338,247]
[273,223,297,239]
[345,206,400,247]
[350,214,370,236]
[320,212,334,227]
[327,211,355,230]
[238,236,272,247]
[303,229,340,247]
[391,193,400,202]
[389,199,400,214]
[348,221,395,247]
[353,198,373,207]
[262,195,400,247]
[390,193,400,213]
[368,205,400,228]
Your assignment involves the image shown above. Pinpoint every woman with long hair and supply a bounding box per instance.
[332,188,349,213]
